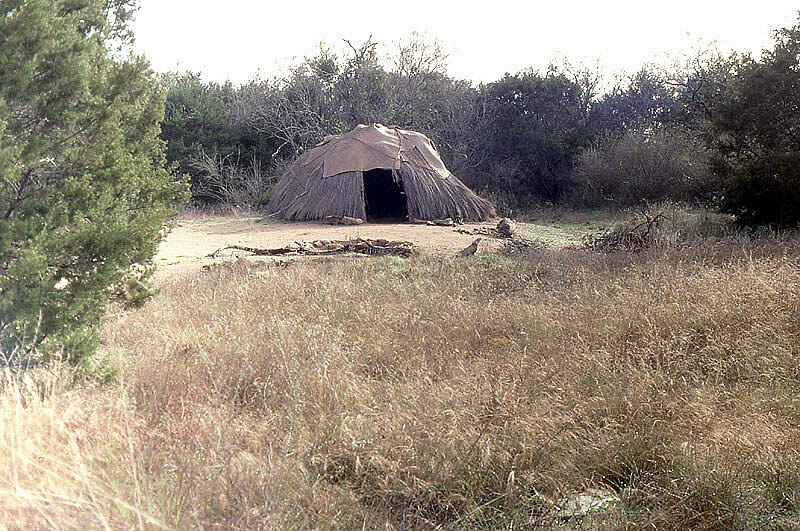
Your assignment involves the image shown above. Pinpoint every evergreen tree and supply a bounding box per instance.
[0,0,189,364]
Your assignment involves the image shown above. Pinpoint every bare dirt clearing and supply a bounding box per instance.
[155,215,604,275]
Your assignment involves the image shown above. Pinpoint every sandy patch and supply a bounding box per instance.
[154,216,597,276]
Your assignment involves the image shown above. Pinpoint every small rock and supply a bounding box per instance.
[497,217,516,237]
[555,488,620,518]
[433,217,454,227]
[341,216,364,225]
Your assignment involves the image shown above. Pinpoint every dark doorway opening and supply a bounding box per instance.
[363,169,408,222]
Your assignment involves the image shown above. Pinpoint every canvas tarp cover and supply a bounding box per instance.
[318,123,451,179]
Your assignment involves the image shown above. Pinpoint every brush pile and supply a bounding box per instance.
[583,212,669,252]
[209,238,417,258]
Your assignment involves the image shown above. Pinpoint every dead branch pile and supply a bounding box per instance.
[500,237,546,257]
[455,226,498,237]
[583,212,668,252]
[209,238,417,258]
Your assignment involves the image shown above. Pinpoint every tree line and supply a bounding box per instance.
[161,23,800,226]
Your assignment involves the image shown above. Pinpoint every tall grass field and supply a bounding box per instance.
[2,207,799,529]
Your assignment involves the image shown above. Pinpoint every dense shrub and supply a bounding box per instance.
[570,128,712,207]
[161,72,238,178]
[160,72,279,205]
[706,16,800,226]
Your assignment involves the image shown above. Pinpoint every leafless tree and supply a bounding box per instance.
[229,33,491,180]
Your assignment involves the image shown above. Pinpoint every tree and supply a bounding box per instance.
[160,72,237,178]
[237,39,390,162]
[591,66,682,133]
[705,15,800,226]
[160,72,277,204]
[0,0,189,364]
[482,68,594,203]
[236,54,344,162]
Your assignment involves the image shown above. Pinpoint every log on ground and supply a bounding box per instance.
[208,238,418,258]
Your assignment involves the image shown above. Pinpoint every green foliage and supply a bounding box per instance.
[160,71,278,204]
[482,69,594,203]
[0,0,189,364]
[152,27,796,218]
[706,16,800,227]
[571,128,712,207]
[161,72,238,177]
[112,263,160,309]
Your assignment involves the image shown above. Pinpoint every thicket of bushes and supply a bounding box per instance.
[571,128,712,207]
[160,18,800,227]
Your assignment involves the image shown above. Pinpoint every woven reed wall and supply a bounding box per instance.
[399,165,495,221]
[268,168,367,221]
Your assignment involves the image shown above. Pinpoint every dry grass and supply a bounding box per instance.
[2,208,800,528]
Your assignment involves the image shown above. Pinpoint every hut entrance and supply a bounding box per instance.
[363,169,408,222]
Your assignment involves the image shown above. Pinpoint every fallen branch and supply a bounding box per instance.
[455,218,515,239]
[208,238,417,258]
[454,226,508,238]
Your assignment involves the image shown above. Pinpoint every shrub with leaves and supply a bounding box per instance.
[0,0,189,364]
[707,15,800,227]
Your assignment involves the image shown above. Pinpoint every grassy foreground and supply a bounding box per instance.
[2,209,800,529]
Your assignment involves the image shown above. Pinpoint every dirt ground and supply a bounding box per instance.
[154,215,602,276]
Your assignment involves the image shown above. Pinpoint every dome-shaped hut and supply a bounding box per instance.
[266,124,495,222]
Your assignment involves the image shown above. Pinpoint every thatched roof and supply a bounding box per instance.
[267,124,496,221]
